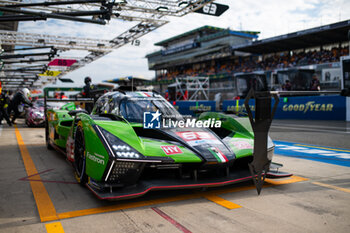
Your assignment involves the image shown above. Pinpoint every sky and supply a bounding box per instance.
[17,0,350,87]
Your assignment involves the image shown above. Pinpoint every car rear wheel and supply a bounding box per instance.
[74,125,87,185]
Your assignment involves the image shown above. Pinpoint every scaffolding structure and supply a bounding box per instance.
[0,0,215,90]
[170,76,210,101]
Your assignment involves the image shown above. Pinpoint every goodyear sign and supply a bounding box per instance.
[281,101,333,113]
[175,101,216,116]
[222,95,346,120]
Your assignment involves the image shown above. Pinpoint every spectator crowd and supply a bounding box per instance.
[157,46,349,81]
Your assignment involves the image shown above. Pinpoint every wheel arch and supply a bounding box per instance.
[74,114,110,182]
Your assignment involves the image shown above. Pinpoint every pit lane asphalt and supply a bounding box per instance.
[0,119,349,233]
[270,119,350,149]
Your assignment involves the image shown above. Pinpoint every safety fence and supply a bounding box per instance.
[174,95,350,121]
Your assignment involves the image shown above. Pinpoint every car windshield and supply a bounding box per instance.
[34,100,45,108]
[120,98,183,123]
[47,102,66,109]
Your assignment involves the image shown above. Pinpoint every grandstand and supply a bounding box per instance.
[146,25,259,77]
[146,20,350,100]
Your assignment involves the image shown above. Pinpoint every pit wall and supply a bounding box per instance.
[173,95,350,121]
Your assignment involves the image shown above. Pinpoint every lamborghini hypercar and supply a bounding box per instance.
[46,90,291,200]
[26,99,45,127]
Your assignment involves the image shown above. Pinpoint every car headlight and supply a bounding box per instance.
[98,127,144,159]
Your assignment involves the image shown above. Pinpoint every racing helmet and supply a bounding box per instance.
[21,88,31,99]
[84,76,92,84]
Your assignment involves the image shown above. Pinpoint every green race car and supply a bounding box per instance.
[45,88,291,200]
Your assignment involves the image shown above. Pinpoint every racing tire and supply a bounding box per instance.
[45,121,53,150]
[74,124,87,185]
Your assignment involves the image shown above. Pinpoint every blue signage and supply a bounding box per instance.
[175,95,346,120]
[162,43,199,56]
[175,101,216,116]
[222,95,346,120]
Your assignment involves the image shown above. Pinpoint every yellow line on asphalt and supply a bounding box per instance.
[57,175,306,220]
[294,144,350,153]
[312,181,350,194]
[203,195,242,209]
[45,222,65,233]
[14,125,59,222]
[58,193,203,220]
[265,175,308,185]
[208,183,267,196]
[200,176,308,209]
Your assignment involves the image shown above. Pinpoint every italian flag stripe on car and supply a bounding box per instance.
[209,147,228,163]
[137,92,151,97]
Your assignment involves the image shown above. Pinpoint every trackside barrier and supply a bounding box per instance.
[173,100,216,116]
[175,95,349,121]
[223,95,346,121]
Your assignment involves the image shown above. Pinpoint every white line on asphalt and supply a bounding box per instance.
[272,123,350,131]
[271,125,350,135]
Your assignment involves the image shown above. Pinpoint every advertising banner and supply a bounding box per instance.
[222,95,346,120]
[174,101,216,116]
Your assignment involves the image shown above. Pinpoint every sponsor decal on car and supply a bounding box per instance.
[66,136,75,161]
[136,92,151,97]
[161,145,183,155]
[208,147,228,163]
[232,141,253,150]
[176,131,221,146]
[87,152,105,165]
[176,131,215,141]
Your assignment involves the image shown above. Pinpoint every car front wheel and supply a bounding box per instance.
[74,125,87,185]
